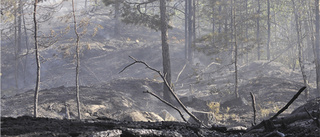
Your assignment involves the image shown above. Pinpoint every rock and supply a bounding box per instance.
[122,111,163,122]
[123,111,148,122]
[188,111,215,127]
[159,110,176,121]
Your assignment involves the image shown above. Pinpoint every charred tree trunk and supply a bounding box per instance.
[292,0,309,99]
[316,0,320,95]
[72,0,81,119]
[185,0,188,60]
[267,0,271,60]
[33,0,40,118]
[188,0,193,64]
[160,0,172,103]
[256,0,261,60]
[233,0,238,98]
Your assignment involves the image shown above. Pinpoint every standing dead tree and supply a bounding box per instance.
[119,56,204,126]
[33,0,40,118]
[71,0,81,119]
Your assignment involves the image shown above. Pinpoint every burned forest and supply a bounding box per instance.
[1,0,320,136]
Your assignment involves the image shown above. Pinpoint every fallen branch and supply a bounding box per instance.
[143,90,187,122]
[119,56,204,126]
[175,63,187,83]
[250,92,257,125]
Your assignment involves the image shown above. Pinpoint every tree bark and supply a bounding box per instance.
[160,0,172,103]
[267,0,271,60]
[33,0,40,118]
[256,0,261,60]
[292,0,309,100]
[233,0,238,98]
[188,0,193,64]
[316,0,320,96]
[72,0,81,119]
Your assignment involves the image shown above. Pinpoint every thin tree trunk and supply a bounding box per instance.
[233,0,238,98]
[292,0,309,99]
[72,0,81,119]
[267,0,271,60]
[257,0,261,60]
[14,1,18,88]
[188,0,193,64]
[315,0,320,95]
[160,0,172,103]
[185,0,188,60]
[33,0,40,118]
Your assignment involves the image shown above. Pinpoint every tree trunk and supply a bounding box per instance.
[72,0,81,119]
[22,3,29,85]
[257,0,261,60]
[315,0,320,96]
[185,0,188,60]
[160,0,172,103]
[233,0,239,98]
[33,0,40,118]
[188,0,193,64]
[267,0,271,60]
[292,0,309,99]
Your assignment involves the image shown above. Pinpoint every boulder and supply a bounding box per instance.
[122,111,163,122]
[188,111,215,127]
[159,110,176,121]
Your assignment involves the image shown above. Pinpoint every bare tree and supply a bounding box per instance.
[267,0,271,60]
[160,0,172,103]
[233,0,238,98]
[71,0,82,119]
[256,0,261,60]
[33,0,40,118]
[316,0,320,96]
[291,0,309,99]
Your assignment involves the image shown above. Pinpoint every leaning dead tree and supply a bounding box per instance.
[33,0,40,118]
[120,56,204,126]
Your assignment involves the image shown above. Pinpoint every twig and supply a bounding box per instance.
[175,63,187,83]
[143,90,187,122]
[250,92,257,125]
[270,86,306,120]
[120,56,204,126]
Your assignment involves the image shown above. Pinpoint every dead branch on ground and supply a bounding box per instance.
[120,56,204,126]
[250,92,257,125]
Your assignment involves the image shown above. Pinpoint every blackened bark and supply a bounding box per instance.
[267,0,271,60]
[316,0,320,96]
[257,0,261,60]
[160,0,172,103]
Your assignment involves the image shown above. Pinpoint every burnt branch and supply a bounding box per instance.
[250,92,257,126]
[120,56,204,126]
